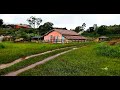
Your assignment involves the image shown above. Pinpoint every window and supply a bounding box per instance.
[50,35,53,39]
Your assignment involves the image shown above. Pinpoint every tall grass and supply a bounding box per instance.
[0,43,5,49]
[94,42,120,58]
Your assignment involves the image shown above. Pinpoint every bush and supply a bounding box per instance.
[94,43,120,58]
[0,43,5,49]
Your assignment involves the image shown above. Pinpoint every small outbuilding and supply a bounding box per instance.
[31,36,43,43]
[97,36,109,42]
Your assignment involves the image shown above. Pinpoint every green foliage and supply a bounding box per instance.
[0,28,37,38]
[2,29,37,41]
[96,25,107,35]
[0,19,3,27]
[15,30,26,38]
[38,22,54,35]
[94,43,120,58]
[0,21,54,40]
[106,34,120,40]
[82,24,120,37]
[0,43,5,49]
[74,26,83,33]
[0,29,6,35]
[82,31,100,37]
[27,16,42,28]
[82,23,86,30]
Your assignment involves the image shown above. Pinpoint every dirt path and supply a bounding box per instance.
[0,46,76,70]
[4,48,78,76]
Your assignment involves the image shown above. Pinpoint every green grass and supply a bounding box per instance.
[0,47,77,76]
[0,42,85,64]
[0,43,5,49]
[94,42,120,58]
[0,42,90,76]
[19,43,120,76]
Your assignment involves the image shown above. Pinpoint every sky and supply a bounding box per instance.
[0,14,120,30]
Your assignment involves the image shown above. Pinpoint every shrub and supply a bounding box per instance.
[94,43,120,58]
[0,43,5,49]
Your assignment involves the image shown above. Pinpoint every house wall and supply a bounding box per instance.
[44,31,63,43]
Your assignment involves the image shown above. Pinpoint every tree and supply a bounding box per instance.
[36,18,42,28]
[74,26,83,33]
[27,16,42,42]
[27,16,42,28]
[82,23,86,30]
[89,27,94,32]
[97,25,107,35]
[0,19,3,28]
[12,30,29,41]
[39,22,54,35]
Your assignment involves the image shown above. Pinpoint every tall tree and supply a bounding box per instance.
[74,26,83,33]
[82,23,86,30]
[27,16,42,42]
[89,27,94,32]
[36,18,42,28]
[97,25,107,35]
[39,22,54,36]
[27,16,42,29]
[0,19,3,28]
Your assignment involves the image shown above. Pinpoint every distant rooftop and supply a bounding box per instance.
[99,36,109,38]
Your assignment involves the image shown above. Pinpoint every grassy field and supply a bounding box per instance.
[0,42,86,64]
[19,42,120,76]
[0,47,74,76]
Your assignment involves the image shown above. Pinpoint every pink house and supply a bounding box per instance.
[44,29,87,43]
